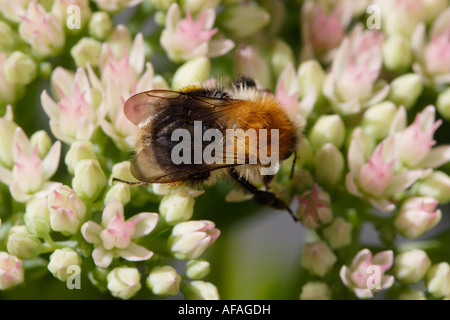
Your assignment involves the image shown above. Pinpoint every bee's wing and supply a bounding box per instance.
[125,90,241,183]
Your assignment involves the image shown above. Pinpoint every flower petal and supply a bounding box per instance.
[420,145,450,169]
[380,275,395,290]
[40,90,60,120]
[345,172,363,197]
[385,170,422,195]
[348,140,366,176]
[92,246,114,268]
[368,197,395,213]
[130,212,159,238]
[353,287,374,299]
[208,39,235,58]
[351,248,371,269]
[389,106,407,134]
[42,141,61,180]
[372,250,393,272]
[129,33,144,75]
[81,221,102,245]
[13,127,32,159]
[9,181,32,202]
[102,198,124,226]
[117,242,153,261]
[0,164,13,185]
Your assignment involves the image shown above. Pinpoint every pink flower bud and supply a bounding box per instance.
[0,252,24,290]
[394,197,441,238]
[296,184,332,229]
[48,185,86,235]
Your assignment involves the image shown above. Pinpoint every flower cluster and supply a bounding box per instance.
[0,0,449,301]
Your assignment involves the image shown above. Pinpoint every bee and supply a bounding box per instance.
[117,77,301,221]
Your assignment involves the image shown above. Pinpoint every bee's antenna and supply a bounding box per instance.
[289,152,297,180]
[112,177,147,186]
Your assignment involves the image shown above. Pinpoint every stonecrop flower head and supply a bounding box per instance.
[81,198,158,268]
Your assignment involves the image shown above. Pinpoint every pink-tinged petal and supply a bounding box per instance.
[430,8,450,36]
[331,38,350,78]
[419,105,437,130]
[348,140,366,176]
[166,3,182,32]
[117,242,153,261]
[368,198,396,213]
[40,90,60,120]
[92,246,114,268]
[74,68,91,96]
[12,127,32,160]
[135,63,155,93]
[378,136,396,163]
[389,106,407,134]
[35,182,62,199]
[203,9,216,30]
[372,250,393,272]
[129,33,145,75]
[42,141,61,181]
[353,287,374,299]
[384,170,422,195]
[102,198,125,226]
[345,172,364,197]
[337,98,361,114]
[75,117,95,141]
[420,145,450,168]
[208,39,235,58]
[380,275,395,290]
[86,63,102,91]
[9,181,32,202]
[0,164,13,185]
[351,249,371,269]
[130,212,159,238]
[50,67,75,100]
[81,221,102,245]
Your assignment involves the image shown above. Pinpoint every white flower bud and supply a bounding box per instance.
[299,281,331,300]
[89,11,113,40]
[25,197,51,238]
[309,115,346,149]
[186,260,211,280]
[172,57,211,90]
[297,59,325,100]
[70,37,102,68]
[65,141,97,175]
[426,262,450,298]
[362,102,398,140]
[183,280,219,300]
[394,249,431,284]
[146,265,181,297]
[7,225,41,259]
[107,267,142,300]
[159,192,195,225]
[3,51,37,85]
[322,217,353,249]
[301,241,337,277]
[412,171,450,204]
[437,87,450,121]
[382,35,412,72]
[30,130,52,160]
[217,4,270,38]
[314,143,344,187]
[47,248,81,281]
[72,159,106,201]
[388,74,423,110]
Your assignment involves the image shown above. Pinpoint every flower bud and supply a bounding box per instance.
[146,265,181,297]
[0,105,17,168]
[217,4,270,38]
[7,225,41,259]
[398,288,426,300]
[270,39,296,77]
[0,252,24,290]
[382,35,412,72]
[297,60,325,100]
[348,127,375,159]
[186,260,211,280]
[235,44,271,89]
[70,38,102,68]
[426,262,450,298]
[107,267,142,300]
[296,184,332,229]
[159,192,195,225]
[412,171,450,204]
[183,280,220,300]
[0,21,17,52]
[314,143,344,187]
[169,220,220,260]
[104,183,131,205]
[24,197,51,238]
[47,248,81,281]
[49,185,86,234]
[436,87,450,121]
[172,57,211,90]
[89,11,113,40]
[309,115,345,149]
[110,161,137,184]
[394,197,441,238]
[421,0,448,23]
[361,102,398,140]
[72,159,106,201]
[65,141,97,175]
[18,2,65,57]
[301,241,337,277]
[3,51,37,85]
[30,130,52,159]
[299,281,331,300]
[394,249,431,284]
[388,74,423,110]
[322,217,353,249]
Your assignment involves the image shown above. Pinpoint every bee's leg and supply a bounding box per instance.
[112,178,148,186]
[290,152,297,180]
[263,174,275,189]
[229,169,298,222]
